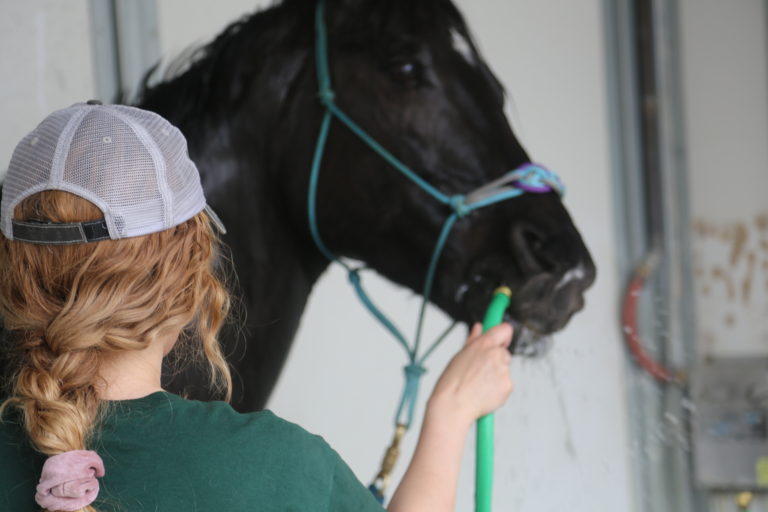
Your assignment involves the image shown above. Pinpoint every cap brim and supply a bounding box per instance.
[204,204,226,235]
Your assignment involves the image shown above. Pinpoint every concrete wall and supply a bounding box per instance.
[680,1,768,510]
[0,0,96,175]
[0,1,633,510]
[682,0,768,359]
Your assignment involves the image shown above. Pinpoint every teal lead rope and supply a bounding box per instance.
[309,0,565,503]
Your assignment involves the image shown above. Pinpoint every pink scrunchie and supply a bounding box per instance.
[35,450,105,511]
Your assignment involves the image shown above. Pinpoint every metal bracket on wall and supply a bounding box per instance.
[88,0,159,103]
[603,0,702,511]
[692,357,768,491]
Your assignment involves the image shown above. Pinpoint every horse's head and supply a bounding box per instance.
[289,0,596,353]
[143,0,595,355]
[132,0,598,408]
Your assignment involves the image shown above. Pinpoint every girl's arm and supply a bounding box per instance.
[387,323,513,512]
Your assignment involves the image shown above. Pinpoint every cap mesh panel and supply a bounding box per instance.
[1,102,209,241]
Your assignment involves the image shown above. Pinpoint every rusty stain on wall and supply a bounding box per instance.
[743,252,756,303]
[756,213,768,230]
[692,211,768,332]
[710,267,735,299]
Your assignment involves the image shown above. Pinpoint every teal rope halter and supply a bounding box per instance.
[308,0,565,499]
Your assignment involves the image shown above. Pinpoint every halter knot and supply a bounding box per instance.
[348,268,362,285]
[449,195,471,218]
[318,88,336,105]
[511,164,566,196]
[404,362,426,381]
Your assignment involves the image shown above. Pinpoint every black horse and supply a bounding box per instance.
[136,0,596,412]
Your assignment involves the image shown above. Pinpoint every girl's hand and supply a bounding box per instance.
[388,323,514,512]
[427,323,514,430]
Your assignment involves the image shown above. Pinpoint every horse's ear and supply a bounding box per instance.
[281,0,366,12]
[322,0,390,36]
[328,0,366,8]
[322,0,465,39]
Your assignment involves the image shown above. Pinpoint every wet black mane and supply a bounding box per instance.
[137,4,301,125]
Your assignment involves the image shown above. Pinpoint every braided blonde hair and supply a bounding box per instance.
[0,190,232,512]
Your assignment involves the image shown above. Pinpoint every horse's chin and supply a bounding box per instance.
[455,279,556,358]
[505,315,554,357]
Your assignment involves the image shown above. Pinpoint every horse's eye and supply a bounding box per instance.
[388,59,424,87]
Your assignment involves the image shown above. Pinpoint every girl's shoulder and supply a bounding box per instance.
[102,391,330,461]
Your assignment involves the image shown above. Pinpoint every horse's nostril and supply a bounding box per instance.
[522,228,544,255]
[511,223,556,272]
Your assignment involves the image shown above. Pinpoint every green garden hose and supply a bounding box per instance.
[476,286,512,512]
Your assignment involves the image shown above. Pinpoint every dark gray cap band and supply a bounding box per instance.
[11,219,110,244]
[10,204,224,244]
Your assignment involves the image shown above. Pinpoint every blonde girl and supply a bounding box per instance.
[0,103,512,512]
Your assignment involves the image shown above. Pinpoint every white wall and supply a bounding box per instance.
[681,0,768,359]
[1,2,633,511]
[680,1,768,511]
[0,0,96,178]
[156,0,259,59]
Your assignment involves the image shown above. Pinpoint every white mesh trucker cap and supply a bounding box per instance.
[1,101,225,244]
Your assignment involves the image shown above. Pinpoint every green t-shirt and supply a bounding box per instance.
[0,392,385,511]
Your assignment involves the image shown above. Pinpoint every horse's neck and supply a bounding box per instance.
[191,124,328,314]
[146,51,326,300]
[186,121,329,410]
[136,19,332,408]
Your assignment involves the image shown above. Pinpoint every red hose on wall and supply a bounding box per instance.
[621,252,683,383]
